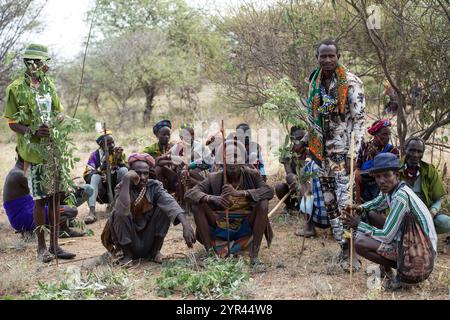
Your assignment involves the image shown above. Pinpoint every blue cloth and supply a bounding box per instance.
[3,194,49,231]
[303,161,329,228]
[434,214,450,234]
[211,215,252,241]
[361,143,394,171]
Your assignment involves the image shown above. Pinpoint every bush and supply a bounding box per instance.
[156,256,250,299]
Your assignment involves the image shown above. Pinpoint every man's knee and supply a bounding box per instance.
[254,200,269,215]
[191,203,208,216]
[434,214,450,234]
[274,182,288,198]
[90,174,102,186]
[116,167,128,181]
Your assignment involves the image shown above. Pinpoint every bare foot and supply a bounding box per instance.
[150,252,163,264]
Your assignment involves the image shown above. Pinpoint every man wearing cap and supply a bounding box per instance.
[83,131,128,224]
[302,39,366,270]
[400,137,449,235]
[355,118,400,203]
[101,153,196,265]
[3,44,75,262]
[342,153,437,289]
[185,140,274,265]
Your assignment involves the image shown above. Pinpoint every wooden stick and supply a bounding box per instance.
[220,120,231,256]
[268,193,290,218]
[349,131,355,284]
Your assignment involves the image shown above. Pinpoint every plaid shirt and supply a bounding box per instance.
[304,160,329,227]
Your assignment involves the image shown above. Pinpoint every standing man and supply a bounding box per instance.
[3,44,75,262]
[304,39,365,271]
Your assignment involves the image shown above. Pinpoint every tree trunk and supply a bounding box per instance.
[396,91,408,150]
[143,83,157,127]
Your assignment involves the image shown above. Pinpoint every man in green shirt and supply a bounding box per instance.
[3,44,75,263]
[399,137,449,235]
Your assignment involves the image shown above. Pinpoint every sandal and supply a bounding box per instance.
[49,247,76,259]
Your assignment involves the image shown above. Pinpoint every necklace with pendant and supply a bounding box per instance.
[133,186,147,207]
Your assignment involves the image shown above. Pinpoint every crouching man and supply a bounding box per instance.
[101,153,196,265]
[342,153,437,290]
[185,140,274,265]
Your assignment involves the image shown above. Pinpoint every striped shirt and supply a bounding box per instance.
[358,182,437,252]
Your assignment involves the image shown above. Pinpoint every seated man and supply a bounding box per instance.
[101,153,196,265]
[84,131,128,224]
[143,120,179,195]
[399,137,449,235]
[274,126,308,215]
[355,119,400,203]
[3,156,93,238]
[343,153,437,289]
[170,123,211,189]
[185,140,274,264]
[295,156,330,237]
[235,123,267,181]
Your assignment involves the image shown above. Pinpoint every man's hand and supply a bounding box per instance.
[182,223,196,248]
[341,212,361,229]
[114,147,124,163]
[124,170,140,185]
[35,124,50,138]
[344,204,364,216]
[206,195,233,210]
[221,184,243,198]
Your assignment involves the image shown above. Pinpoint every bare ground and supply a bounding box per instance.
[0,132,449,300]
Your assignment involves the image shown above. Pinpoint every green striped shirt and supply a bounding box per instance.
[358,182,437,252]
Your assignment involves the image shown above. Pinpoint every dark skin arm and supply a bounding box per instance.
[200,192,233,210]
[341,205,364,228]
[117,171,140,207]
[9,123,50,138]
[175,212,196,248]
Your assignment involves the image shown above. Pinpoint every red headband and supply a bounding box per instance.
[368,119,391,136]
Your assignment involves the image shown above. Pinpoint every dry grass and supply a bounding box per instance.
[0,87,449,300]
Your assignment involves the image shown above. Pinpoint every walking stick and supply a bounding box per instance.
[268,193,290,218]
[220,120,231,257]
[349,131,356,283]
[103,123,114,206]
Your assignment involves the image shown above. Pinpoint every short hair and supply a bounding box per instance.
[404,136,425,153]
[316,39,339,57]
[236,123,250,131]
[290,126,305,136]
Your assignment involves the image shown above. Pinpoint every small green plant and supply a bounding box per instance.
[156,256,250,299]
[259,76,307,132]
[27,266,132,300]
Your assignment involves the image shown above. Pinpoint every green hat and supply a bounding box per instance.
[23,44,50,61]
